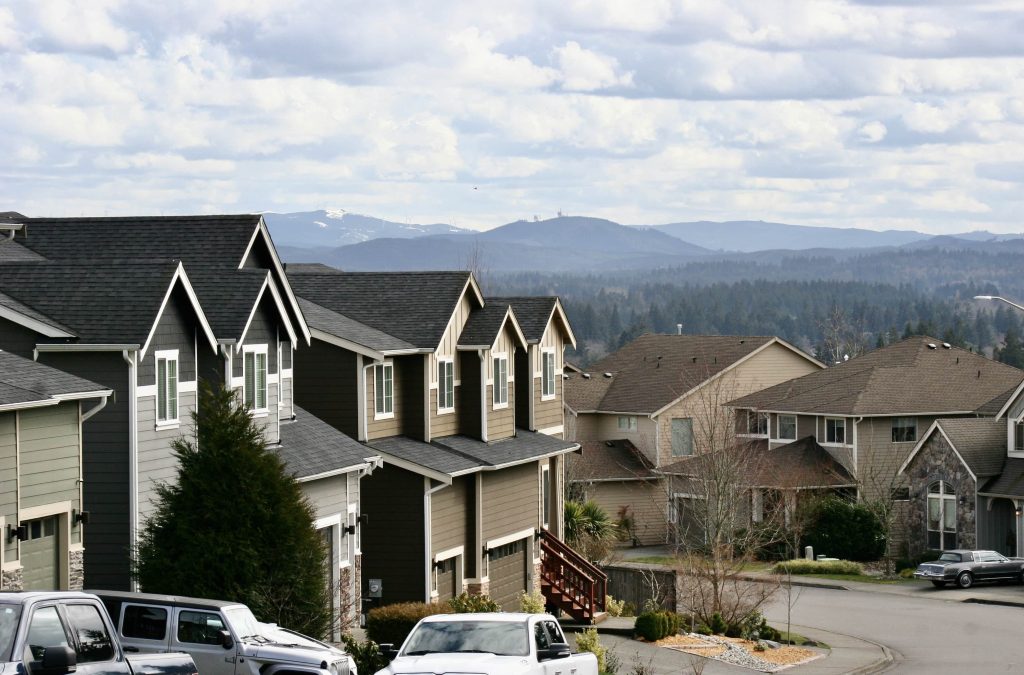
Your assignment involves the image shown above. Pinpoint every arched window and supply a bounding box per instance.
[927,481,957,550]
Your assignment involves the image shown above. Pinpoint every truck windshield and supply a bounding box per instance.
[402,621,529,657]
[0,604,22,662]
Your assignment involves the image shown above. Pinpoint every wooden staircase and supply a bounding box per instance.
[538,529,608,624]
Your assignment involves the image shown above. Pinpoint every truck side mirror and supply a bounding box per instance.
[537,642,571,661]
[219,630,234,650]
[378,643,398,661]
[41,645,77,675]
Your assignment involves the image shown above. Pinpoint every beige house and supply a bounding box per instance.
[565,334,823,544]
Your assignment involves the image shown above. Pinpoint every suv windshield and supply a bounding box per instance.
[0,604,22,662]
[402,621,529,657]
[223,606,262,640]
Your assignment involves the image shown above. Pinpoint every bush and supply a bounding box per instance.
[448,592,500,613]
[519,591,545,614]
[366,602,451,646]
[737,612,781,642]
[772,559,864,576]
[340,635,388,674]
[895,549,941,573]
[801,497,886,562]
[575,627,607,672]
[605,595,626,617]
[634,611,680,641]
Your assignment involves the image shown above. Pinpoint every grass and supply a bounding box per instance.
[775,630,829,648]
[795,572,915,585]
[626,556,677,565]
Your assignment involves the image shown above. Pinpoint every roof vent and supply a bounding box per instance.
[942,342,951,349]
[605,441,614,447]
[562,374,569,380]
[582,373,591,379]
[603,372,613,378]
[692,357,698,363]
[927,343,937,349]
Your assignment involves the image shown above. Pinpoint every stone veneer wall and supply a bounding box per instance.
[1,567,23,591]
[903,431,977,556]
[69,550,85,591]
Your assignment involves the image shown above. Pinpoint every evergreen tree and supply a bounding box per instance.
[135,384,331,638]
[996,325,1024,369]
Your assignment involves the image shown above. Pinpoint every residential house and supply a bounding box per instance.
[0,351,111,591]
[288,266,589,616]
[564,334,823,544]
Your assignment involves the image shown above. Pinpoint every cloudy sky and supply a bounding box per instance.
[2,1,1024,233]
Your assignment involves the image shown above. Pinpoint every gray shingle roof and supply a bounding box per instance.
[185,266,270,340]
[981,458,1024,498]
[934,418,1006,478]
[488,296,557,343]
[275,406,377,480]
[369,432,578,477]
[369,436,483,475]
[298,298,415,353]
[565,334,780,414]
[567,440,657,481]
[458,301,511,348]
[0,240,45,263]
[730,336,1024,416]
[0,289,74,334]
[0,350,109,406]
[288,269,475,349]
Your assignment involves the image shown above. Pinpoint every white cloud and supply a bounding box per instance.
[859,121,888,143]
[554,41,633,91]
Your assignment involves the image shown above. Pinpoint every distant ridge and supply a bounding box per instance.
[263,210,469,248]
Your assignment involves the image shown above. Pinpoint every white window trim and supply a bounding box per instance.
[776,414,797,442]
[541,349,556,401]
[541,465,551,529]
[374,361,395,420]
[617,415,638,432]
[824,417,847,446]
[155,349,180,428]
[1012,419,1024,458]
[437,358,455,414]
[243,344,269,415]
[492,352,509,410]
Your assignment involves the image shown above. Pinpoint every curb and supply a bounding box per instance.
[963,597,1024,609]
[737,573,852,591]
[845,637,894,675]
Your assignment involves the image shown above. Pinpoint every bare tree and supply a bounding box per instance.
[818,303,868,365]
[462,239,487,290]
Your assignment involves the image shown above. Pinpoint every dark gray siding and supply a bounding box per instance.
[514,347,530,429]
[37,351,131,590]
[458,351,481,438]
[0,413,16,565]
[197,343,223,386]
[295,340,359,439]
[399,355,425,440]
[138,290,198,386]
[0,319,43,359]
[360,466,425,605]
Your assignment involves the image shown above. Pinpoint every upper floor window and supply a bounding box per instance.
[542,350,556,399]
[777,415,796,441]
[244,346,268,412]
[617,415,638,432]
[493,354,509,408]
[671,418,694,457]
[375,362,393,418]
[1016,421,1024,453]
[156,350,178,424]
[892,417,917,443]
[541,465,551,528]
[745,411,768,435]
[438,358,454,413]
[825,417,846,444]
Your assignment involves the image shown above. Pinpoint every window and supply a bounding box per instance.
[745,411,768,435]
[617,415,637,432]
[176,610,226,646]
[65,604,114,663]
[438,359,454,412]
[1016,422,1024,453]
[492,355,508,408]
[375,362,394,418]
[121,605,167,641]
[244,347,267,411]
[542,351,556,399]
[156,351,178,423]
[927,481,957,550]
[542,465,551,528]
[892,417,917,443]
[671,418,694,457]
[825,418,846,444]
[23,606,70,665]
[777,415,796,441]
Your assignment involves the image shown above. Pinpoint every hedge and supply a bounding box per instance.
[365,602,452,647]
[772,559,864,576]
[634,610,681,641]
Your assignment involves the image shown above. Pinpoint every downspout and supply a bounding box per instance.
[423,478,448,602]
[479,350,488,442]
[122,348,139,590]
[81,395,109,423]
[528,344,536,431]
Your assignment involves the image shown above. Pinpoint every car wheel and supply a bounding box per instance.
[957,572,974,589]
[931,581,946,588]
[1019,570,1024,585]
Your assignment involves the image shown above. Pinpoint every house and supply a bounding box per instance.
[287,266,593,617]
[564,334,823,544]
[0,350,112,591]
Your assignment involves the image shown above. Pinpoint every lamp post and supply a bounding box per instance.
[974,295,1024,312]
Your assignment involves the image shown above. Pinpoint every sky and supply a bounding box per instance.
[2,1,1024,234]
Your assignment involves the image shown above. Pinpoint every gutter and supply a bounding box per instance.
[81,394,111,422]
[35,343,140,358]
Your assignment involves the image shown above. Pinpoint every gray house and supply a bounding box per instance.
[0,350,111,592]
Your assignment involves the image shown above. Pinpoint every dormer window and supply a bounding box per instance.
[438,358,454,413]
[156,350,178,424]
[375,362,394,418]
[244,346,268,412]
[542,350,556,399]
[1015,421,1024,453]
[492,354,509,409]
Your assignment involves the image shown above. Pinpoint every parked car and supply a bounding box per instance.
[914,549,1024,588]
[93,591,355,675]
[373,612,598,675]
[0,591,198,675]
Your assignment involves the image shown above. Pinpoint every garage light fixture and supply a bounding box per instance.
[5,524,27,543]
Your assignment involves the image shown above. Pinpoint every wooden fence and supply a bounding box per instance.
[601,562,677,612]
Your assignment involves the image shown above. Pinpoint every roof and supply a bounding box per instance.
[459,301,511,348]
[275,406,378,480]
[288,268,479,349]
[566,439,657,482]
[0,240,45,263]
[660,437,856,489]
[564,334,785,414]
[299,297,414,353]
[369,431,579,478]
[490,296,576,348]
[729,336,1024,417]
[0,350,110,407]
[934,418,1006,478]
[981,458,1024,498]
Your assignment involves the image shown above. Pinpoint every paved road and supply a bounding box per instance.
[763,583,1024,673]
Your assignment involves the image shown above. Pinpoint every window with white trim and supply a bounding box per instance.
[244,346,268,411]
[492,354,508,408]
[927,481,956,550]
[375,362,394,418]
[541,465,551,529]
[156,350,178,424]
[438,359,454,412]
[1016,421,1024,453]
[825,417,846,444]
[617,415,637,432]
[777,415,796,441]
[892,417,917,443]
[542,350,556,399]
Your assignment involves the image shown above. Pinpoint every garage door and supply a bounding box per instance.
[488,539,528,611]
[435,557,457,601]
[21,516,59,590]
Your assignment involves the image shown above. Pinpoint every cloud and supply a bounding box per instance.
[858,121,888,142]
[554,41,633,91]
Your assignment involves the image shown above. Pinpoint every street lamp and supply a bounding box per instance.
[974,295,1024,313]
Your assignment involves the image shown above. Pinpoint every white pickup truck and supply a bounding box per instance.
[374,613,598,675]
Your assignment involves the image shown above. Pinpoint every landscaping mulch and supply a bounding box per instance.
[654,633,823,672]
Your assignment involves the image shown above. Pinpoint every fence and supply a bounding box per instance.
[601,562,676,612]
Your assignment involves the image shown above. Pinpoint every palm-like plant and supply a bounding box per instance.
[564,500,617,562]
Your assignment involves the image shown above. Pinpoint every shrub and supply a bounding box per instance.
[519,591,545,614]
[448,592,500,613]
[605,595,626,617]
[340,635,389,674]
[707,612,727,636]
[634,611,679,641]
[772,559,864,576]
[737,612,781,642]
[575,627,607,672]
[895,549,942,573]
[801,497,886,562]
[366,602,450,646]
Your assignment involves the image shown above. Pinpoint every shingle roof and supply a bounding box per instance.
[369,431,578,477]
[489,296,557,343]
[934,418,1006,478]
[369,436,483,475]
[0,240,45,263]
[298,298,414,353]
[458,301,510,348]
[275,406,377,480]
[289,269,475,349]
[0,261,182,344]
[0,350,109,407]
[185,266,270,340]
[565,334,779,414]
[729,336,1024,416]
[0,289,74,334]
[567,440,657,481]
[981,458,1024,498]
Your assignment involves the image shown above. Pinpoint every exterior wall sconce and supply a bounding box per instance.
[73,509,90,525]
[344,524,356,536]
[6,524,27,543]
[1016,506,1022,518]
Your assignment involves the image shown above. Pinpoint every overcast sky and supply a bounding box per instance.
[2,1,1024,233]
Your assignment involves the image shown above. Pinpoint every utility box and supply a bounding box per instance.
[804,546,814,560]
[368,578,383,598]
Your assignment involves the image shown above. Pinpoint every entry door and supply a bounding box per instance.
[21,517,59,590]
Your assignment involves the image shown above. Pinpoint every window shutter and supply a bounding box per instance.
[157,359,167,421]
[245,352,255,408]
[168,359,178,420]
